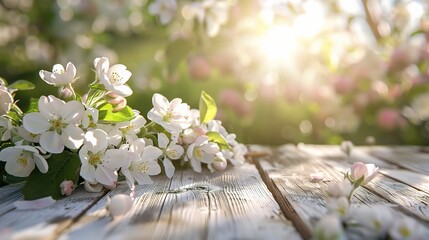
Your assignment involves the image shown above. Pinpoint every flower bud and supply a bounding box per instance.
[349,162,379,185]
[60,180,74,196]
[340,141,353,157]
[107,194,133,217]
[313,214,346,240]
[84,181,103,192]
[0,86,13,115]
[212,157,227,171]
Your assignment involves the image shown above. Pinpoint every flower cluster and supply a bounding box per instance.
[313,161,428,239]
[0,57,247,200]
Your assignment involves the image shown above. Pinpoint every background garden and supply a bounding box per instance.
[1,0,428,145]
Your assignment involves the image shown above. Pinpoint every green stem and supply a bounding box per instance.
[67,84,77,100]
[11,103,23,117]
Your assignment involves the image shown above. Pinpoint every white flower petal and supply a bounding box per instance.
[103,149,129,170]
[95,166,118,186]
[84,129,108,153]
[163,158,175,178]
[62,125,84,150]
[80,165,96,183]
[152,93,169,110]
[40,131,64,154]
[0,147,23,162]
[61,101,85,124]
[14,197,56,210]
[141,146,163,161]
[121,168,136,191]
[134,172,153,185]
[23,112,50,134]
[146,161,161,175]
[130,138,146,154]
[33,153,48,173]
[190,158,202,173]
[110,84,133,97]
[157,133,169,149]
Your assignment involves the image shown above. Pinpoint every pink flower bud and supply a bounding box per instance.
[376,108,406,131]
[60,180,74,196]
[106,92,127,112]
[350,162,379,185]
[188,55,212,80]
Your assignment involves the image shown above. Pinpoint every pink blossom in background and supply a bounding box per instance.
[376,108,406,131]
[333,77,356,94]
[188,55,212,80]
[218,88,253,117]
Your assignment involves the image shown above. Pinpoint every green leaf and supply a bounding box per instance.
[98,102,135,123]
[21,151,80,200]
[206,131,231,150]
[89,83,107,91]
[26,98,39,113]
[8,80,35,91]
[199,91,217,124]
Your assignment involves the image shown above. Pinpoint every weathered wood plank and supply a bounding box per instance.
[254,145,429,239]
[0,186,108,239]
[369,146,429,175]
[0,184,23,216]
[297,144,397,169]
[325,160,429,222]
[60,163,301,240]
[255,145,389,239]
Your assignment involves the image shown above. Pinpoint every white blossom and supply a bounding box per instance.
[0,85,13,116]
[158,133,184,178]
[326,197,350,218]
[313,214,347,240]
[352,206,393,238]
[82,106,99,129]
[39,62,77,86]
[94,57,133,97]
[121,139,163,189]
[340,140,353,157]
[79,129,129,186]
[229,143,247,166]
[22,95,85,153]
[0,117,13,141]
[203,0,229,37]
[148,0,177,25]
[114,115,147,143]
[147,93,191,133]
[0,145,48,177]
[186,135,220,172]
[389,217,428,240]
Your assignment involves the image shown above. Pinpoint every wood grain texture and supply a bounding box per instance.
[60,163,301,240]
[0,184,22,217]
[369,147,429,175]
[0,186,107,239]
[255,144,429,239]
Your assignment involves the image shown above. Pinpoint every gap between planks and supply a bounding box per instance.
[253,158,312,240]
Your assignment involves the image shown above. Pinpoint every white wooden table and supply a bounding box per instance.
[1,145,428,239]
